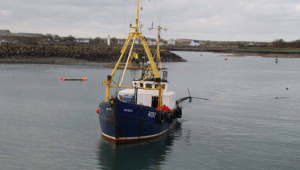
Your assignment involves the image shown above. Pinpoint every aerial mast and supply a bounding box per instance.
[130,0,141,32]
[149,24,168,76]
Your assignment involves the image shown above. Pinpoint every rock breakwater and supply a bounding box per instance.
[0,45,186,63]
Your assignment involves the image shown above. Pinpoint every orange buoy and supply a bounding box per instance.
[81,77,87,81]
[60,77,63,80]
[224,58,227,60]
[96,108,100,114]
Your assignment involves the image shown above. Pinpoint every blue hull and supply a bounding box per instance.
[99,99,180,143]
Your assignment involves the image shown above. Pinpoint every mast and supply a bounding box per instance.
[102,0,164,110]
[149,25,168,76]
[157,27,161,69]
[136,0,139,31]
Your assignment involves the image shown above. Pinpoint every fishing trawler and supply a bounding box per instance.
[96,0,207,143]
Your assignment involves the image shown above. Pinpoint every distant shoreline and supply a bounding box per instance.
[162,46,300,58]
[216,52,300,58]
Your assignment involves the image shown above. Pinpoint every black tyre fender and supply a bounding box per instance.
[156,112,165,123]
[167,113,173,123]
[177,107,182,118]
[173,110,178,119]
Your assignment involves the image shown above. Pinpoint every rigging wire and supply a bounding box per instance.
[128,0,137,28]
[124,0,126,39]
[150,0,160,26]
[139,18,143,32]
[117,0,138,96]
[165,29,168,40]
[117,0,131,96]
[115,52,130,97]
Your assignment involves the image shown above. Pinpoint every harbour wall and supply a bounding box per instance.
[0,45,187,63]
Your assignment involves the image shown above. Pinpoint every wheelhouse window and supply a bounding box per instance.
[146,84,152,88]
[140,83,143,88]
[154,84,165,89]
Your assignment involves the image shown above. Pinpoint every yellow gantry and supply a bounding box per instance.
[102,0,163,110]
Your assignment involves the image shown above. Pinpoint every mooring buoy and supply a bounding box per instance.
[60,77,87,81]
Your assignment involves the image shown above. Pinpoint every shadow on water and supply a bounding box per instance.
[96,122,182,170]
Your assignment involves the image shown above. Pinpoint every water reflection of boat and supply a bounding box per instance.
[96,122,182,170]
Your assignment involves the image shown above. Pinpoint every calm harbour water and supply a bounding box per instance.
[0,52,300,170]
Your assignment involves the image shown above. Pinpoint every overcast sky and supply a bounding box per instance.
[0,0,300,42]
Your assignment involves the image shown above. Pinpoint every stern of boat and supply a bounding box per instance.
[99,100,117,142]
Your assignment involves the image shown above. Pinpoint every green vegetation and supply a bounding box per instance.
[272,39,300,48]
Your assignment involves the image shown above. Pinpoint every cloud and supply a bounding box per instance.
[295,4,300,11]
[0,10,11,17]
[0,0,299,41]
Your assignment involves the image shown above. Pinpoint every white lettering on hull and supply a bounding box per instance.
[124,109,133,112]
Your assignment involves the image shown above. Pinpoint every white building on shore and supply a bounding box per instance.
[168,39,175,45]
[147,38,157,45]
[76,38,89,43]
[189,40,201,46]
[107,35,111,46]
